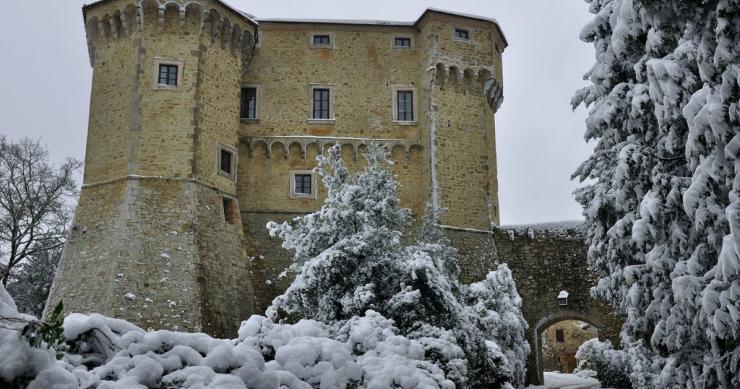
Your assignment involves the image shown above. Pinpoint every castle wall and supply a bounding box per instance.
[241,23,424,139]
[83,7,140,183]
[47,0,258,337]
[492,224,622,385]
[418,14,504,229]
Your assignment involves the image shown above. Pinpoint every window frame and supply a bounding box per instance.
[309,32,335,49]
[452,26,472,43]
[308,84,335,123]
[289,170,318,199]
[240,85,260,121]
[153,58,184,90]
[217,144,237,180]
[222,196,238,225]
[392,35,413,49]
[391,85,417,124]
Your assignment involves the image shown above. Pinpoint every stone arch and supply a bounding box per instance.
[434,62,446,88]
[162,2,181,33]
[305,143,321,160]
[531,311,606,385]
[182,2,203,32]
[270,141,288,160]
[288,141,305,160]
[205,9,222,43]
[220,17,232,49]
[390,144,406,163]
[140,0,160,34]
[100,14,113,39]
[122,4,137,36]
[448,65,461,88]
[230,25,242,54]
[462,68,475,93]
[110,10,123,39]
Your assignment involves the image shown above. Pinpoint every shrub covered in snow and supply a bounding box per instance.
[267,144,529,388]
[0,283,493,389]
[573,0,740,387]
[575,339,631,388]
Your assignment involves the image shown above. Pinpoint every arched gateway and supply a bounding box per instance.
[491,222,623,386]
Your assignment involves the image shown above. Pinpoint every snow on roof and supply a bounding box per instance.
[258,8,508,46]
[558,291,569,298]
[258,18,413,26]
[498,220,584,239]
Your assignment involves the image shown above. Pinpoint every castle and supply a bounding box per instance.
[47,1,621,384]
[48,0,506,333]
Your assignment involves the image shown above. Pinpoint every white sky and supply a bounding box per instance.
[0,0,595,225]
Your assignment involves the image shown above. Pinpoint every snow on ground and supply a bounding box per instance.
[525,372,602,389]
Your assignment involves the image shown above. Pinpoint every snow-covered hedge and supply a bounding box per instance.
[2,284,489,389]
[574,339,631,389]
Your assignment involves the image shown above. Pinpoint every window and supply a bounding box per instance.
[222,197,237,224]
[397,91,414,121]
[295,174,312,194]
[313,35,330,45]
[310,32,335,48]
[158,64,178,86]
[218,145,236,179]
[153,58,183,89]
[241,86,258,120]
[394,37,412,48]
[392,86,416,123]
[555,329,565,343]
[312,88,330,119]
[290,171,317,198]
[454,28,470,41]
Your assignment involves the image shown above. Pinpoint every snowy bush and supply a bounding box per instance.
[575,339,631,388]
[268,144,529,388]
[0,281,491,389]
[573,0,740,387]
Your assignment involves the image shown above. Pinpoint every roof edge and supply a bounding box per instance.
[82,0,259,27]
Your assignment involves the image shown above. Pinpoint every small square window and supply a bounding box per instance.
[290,171,316,198]
[555,329,565,343]
[158,64,178,86]
[295,174,312,194]
[218,146,236,179]
[241,87,258,120]
[310,32,335,49]
[454,28,470,41]
[312,88,330,119]
[394,37,411,48]
[313,35,330,45]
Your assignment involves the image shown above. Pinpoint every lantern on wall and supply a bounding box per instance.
[558,290,569,306]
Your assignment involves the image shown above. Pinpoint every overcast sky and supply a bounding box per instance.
[0,0,595,225]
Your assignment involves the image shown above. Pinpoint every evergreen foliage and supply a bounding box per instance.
[573,0,739,386]
[268,144,529,388]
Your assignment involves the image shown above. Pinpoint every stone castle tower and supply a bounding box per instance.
[47,0,508,337]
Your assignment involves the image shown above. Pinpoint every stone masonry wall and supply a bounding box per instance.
[493,223,623,385]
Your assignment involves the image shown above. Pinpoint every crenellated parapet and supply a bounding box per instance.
[241,135,423,162]
[430,61,504,113]
[83,0,256,71]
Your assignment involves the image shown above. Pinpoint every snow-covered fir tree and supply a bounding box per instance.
[573,0,739,387]
[268,144,529,388]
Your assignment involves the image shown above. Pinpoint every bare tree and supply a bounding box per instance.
[0,136,81,285]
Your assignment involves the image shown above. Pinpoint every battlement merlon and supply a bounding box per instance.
[82,0,258,69]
